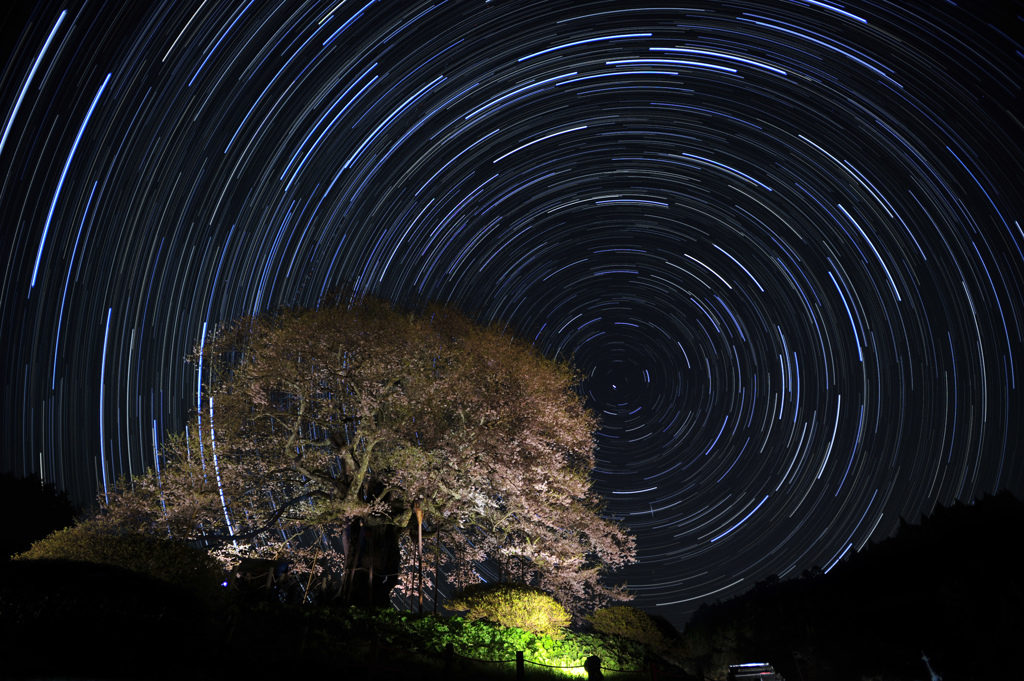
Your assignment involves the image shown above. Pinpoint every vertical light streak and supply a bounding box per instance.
[209,396,235,538]
[153,419,167,514]
[196,322,208,476]
[99,308,112,504]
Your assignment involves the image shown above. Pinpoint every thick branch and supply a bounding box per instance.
[345,437,379,503]
[197,490,331,543]
[284,390,306,456]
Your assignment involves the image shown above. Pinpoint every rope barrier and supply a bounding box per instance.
[602,663,649,673]
[521,658,647,674]
[449,645,647,674]
[451,649,519,664]
[284,625,665,678]
[522,658,585,669]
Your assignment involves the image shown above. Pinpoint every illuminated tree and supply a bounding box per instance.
[97,293,635,614]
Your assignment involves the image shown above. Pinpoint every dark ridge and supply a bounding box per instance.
[678,491,1024,681]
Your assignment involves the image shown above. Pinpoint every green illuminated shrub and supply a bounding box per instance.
[13,521,224,600]
[448,582,571,639]
[587,605,668,649]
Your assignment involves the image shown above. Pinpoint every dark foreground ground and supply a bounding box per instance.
[4,492,1021,681]
[0,559,682,681]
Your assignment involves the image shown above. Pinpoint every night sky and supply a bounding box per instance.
[2,0,1023,630]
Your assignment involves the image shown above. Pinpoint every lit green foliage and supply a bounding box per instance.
[587,605,668,649]
[448,582,572,639]
[282,605,649,676]
[13,521,224,600]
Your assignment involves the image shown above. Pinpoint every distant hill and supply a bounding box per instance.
[676,490,1024,681]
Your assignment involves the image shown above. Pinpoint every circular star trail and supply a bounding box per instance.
[2,0,1023,628]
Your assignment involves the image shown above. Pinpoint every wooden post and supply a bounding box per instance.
[369,635,380,681]
[416,499,424,614]
[516,650,525,681]
[444,642,455,673]
[303,545,320,604]
[649,659,658,680]
[222,613,235,647]
[433,532,440,614]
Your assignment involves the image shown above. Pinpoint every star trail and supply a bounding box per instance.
[2,0,1023,629]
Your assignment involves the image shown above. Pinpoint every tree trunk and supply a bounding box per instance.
[339,516,402,609]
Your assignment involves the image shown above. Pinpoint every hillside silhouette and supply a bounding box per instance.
[3,487,1020,680]
[677,490,1024,681]
[0,472,78,559]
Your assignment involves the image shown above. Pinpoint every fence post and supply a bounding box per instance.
[222,613,235,647]
[516,650,525,681]
[368,634,379,681]
[444,642,454,673]
[585,655,603,680]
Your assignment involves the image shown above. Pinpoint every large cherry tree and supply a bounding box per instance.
[97,293,635,615]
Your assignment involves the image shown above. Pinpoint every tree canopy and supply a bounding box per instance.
[97,293,635,615]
